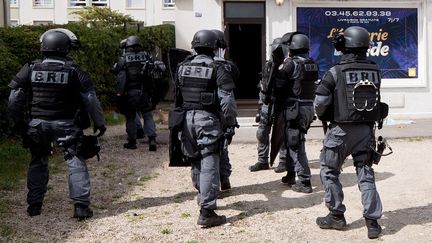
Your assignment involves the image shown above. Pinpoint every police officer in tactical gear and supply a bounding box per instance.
[8,28,106,219]
[211,29,239,190]
[175,29,237,227]
[314,26,386,239]
[136,60,166,139]
[272,32,318,193]
[249,37,290,174]
[112,35,158,150]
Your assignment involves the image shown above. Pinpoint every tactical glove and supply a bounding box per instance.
[93,125,106,137]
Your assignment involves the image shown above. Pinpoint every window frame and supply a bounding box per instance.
[91,0,109,7]
[162,0,175,8]
[33,0,54,8]
[68,0,87,8]
[126,0,145,9]
[9,0,19,8]
[10,19,19,26]
[33,20,54,25]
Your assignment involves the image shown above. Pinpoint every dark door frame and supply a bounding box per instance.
[223,1,266,69]
[224,19,266,69]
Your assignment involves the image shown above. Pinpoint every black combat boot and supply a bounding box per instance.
[316,213,347,230]
[136,128,145,139]
[197,208,226,227]
[249,162,270,172]
[148,137,157,151]
[274,162,287,173]
[73,203,93,220]
[27,203,42,217]
[365,218,382,239]
[281,171,296,185]
[220,177,231,190]
[292,180,313,193]
[123,140,137,149]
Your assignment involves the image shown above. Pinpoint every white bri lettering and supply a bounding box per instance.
[125,53,147,62]
[345,70,379,84]
[304,63,318,71]
[31,71,69,84]
[181,66,213,79]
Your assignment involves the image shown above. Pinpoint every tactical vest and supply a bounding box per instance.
[333,60,381,123]
[124,51,149,90]
[30,59,80,120]
[291,57,318,100]
[178,60,218,111]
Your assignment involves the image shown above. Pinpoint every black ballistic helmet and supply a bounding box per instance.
[40,28,80,55]
[271,37,285,64]
[191,30,218,51]
[271,37,282,52]
[120,35,142,49]
[289,33,310,50]
[211,29,227,49]
[343,26,370,49]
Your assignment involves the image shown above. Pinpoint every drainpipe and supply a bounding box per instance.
[2,0,10,27]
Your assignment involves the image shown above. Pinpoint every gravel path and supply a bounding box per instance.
[3,125,432,242]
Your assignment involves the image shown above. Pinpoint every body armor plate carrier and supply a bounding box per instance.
[333,60,381,123]
[178,61,218,111]
[30,60,80,120]
[124,51,149,90]
[291,56,318,100]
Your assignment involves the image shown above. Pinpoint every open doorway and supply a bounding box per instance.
[227,23,263,99]
[224,1,265,100]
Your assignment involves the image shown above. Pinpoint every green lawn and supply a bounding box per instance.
[0,139,30,191]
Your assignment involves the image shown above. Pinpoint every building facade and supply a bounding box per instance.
[9,0,175,26]
[175,0,432,119]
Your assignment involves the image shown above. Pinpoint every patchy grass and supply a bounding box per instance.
[104,111,125,126]
[181,212,191,218]
[238,212,247,220]
[0,139,30,191]
[0,223,16,238]
[160,229,172,234]
[0,140,30,239]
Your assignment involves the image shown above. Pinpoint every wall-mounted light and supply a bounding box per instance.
[275,0,284,6]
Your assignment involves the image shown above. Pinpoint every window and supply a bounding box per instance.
[163,0,175,8]
[10,20,19,26]
[69,0,108,7]
[162,21,174,25]
[10,0,18,7]
[91,0,108,7]
[33,0,53,7]
[69,0,86,7]
[33,20,53,25]
[127,0,145,8]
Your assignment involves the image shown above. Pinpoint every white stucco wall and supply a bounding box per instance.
[265,1,291,59]
[175,0,223,51]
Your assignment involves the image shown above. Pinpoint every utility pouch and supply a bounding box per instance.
[77,135,101,161]
[371,136,393,164]
[200,92,214,106]
[378,102,389,129]
[168,108,185,131]
[285,101,299,121]
[287,128,301,147]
